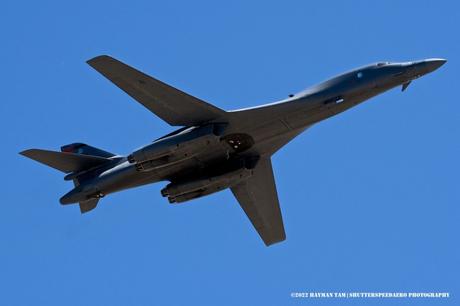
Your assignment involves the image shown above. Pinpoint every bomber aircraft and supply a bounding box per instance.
[21,56,445,245]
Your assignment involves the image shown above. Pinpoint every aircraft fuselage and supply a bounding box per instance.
[60,59,445,205]
[22,56,445,244]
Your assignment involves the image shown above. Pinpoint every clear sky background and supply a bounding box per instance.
[1,1,459,305]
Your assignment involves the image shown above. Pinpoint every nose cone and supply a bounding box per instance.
[402,58,447,80]
[423,58,447,72]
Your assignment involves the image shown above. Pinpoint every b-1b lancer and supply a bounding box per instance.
[21,56,445,246]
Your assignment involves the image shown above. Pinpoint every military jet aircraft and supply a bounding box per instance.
[21,56,445,246]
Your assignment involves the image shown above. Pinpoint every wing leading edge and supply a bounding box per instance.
[231,157,286,246]
[87,55,226,126]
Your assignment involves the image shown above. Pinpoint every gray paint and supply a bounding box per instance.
[20,56,446,246]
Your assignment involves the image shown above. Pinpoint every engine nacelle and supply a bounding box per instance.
[128,124,223,169]
[162,167,253,204]
[167,190,205,204]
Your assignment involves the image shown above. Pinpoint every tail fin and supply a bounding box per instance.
[61,143,116,158]
[21,146,111,214]
[20,149,111,173]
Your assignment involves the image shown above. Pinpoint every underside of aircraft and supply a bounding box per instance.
[21,55,445,246]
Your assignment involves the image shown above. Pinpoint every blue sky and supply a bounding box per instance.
[1,0,459,305]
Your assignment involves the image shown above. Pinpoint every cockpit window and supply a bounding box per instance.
[357,72,363,78]
[377,62,389,67]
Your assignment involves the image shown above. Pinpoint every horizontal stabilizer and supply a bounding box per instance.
[79,198,99,213]
[20,149,111,173]
[87,55,226,126]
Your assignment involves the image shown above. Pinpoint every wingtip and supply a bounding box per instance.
[263,233,286,247]
[86,54,114,65]
[19,149,37,157]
